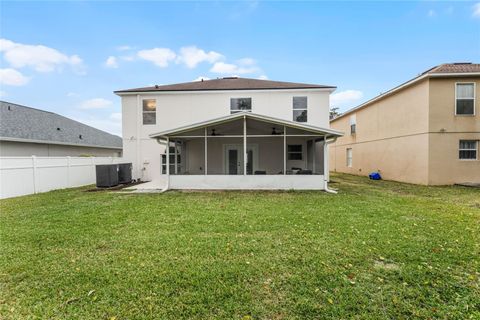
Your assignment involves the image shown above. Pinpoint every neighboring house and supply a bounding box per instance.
[0,101,122,157]
[115,77,342,190]
[330,63,480,185]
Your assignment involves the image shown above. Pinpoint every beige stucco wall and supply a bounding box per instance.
[330,76,480,185]
[428,77,480,184]
[0,140,121,157]
[330,78,430,184]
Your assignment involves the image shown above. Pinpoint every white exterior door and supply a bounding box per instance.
[224,144,258,175]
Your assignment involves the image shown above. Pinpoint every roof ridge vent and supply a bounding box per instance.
[453,62,472,65]
[223,76,238,79]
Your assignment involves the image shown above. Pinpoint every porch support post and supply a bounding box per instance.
[312,139,316,174]
[204,127,208,175]
[166,137,170,176]
[323,135,329,182]
[174,140,178,175]
[243,115,247,176]
[283,125,286,175]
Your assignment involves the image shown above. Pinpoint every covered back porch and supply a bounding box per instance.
[151,112,342,190]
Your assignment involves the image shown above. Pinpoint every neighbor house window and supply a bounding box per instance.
[143,99,156,125]
[346,148,353,167]
[230,98,252,113]
[456,83,475,115]
[350,115,356,135]
[288,145,303,160]
[293,96,307,122]
[459,140,478,160]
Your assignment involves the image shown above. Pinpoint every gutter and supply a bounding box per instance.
[323,136,338,194]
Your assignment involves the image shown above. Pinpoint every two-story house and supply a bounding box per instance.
[330,63,480,185]
[115,77,342,190]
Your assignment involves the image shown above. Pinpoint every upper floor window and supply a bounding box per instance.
[230,98,252,114]
[456,83,475,115]
[350,115,356,135]
[143,99,156,125]
[459,140,477,160]
[293,96,307,122]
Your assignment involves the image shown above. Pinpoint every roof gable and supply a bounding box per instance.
[150,112,343,138]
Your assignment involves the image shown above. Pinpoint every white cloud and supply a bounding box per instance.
[258,75,268,80]
[177,46,223,68]
[109,112,122,121]
[67,92,79,97]
[473,3,480,17]
[79,98,113,110]
[193,76,210,81]
[0,39,85,74]
[116,45,132,51]
[0,90,7,98]
[210,62,258,75]
[76,113,122,136]
[0,68,30,86]
[137,48,176,67]
[428,9,436,17]
[237,58,256,66]
[105,56,118,68]
[330,90,364,107]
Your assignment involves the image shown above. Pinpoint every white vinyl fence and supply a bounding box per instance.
[0,156,124,199]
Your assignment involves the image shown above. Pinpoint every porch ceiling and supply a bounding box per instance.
[149,112,344,138]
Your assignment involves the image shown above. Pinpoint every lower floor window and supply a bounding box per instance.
[162,146,182,174]
[346,148,353,167]
[287,145,303,160]
[459,140,478,160]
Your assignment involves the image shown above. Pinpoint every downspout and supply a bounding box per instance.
[156,137,170,193]
[323,135,338,194]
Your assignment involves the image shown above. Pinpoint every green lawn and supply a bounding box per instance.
[0,173,479,319]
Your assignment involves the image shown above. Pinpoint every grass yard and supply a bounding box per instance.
[0,173,479,319]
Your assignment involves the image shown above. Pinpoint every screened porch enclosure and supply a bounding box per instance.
[160,115,327,177]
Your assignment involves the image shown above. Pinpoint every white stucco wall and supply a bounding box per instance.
[120,89,332,181]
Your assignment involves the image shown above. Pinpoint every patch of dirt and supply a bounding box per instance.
[374,260,400,271]
[86,181,144,192]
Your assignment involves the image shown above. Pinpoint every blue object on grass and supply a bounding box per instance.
[369,172,382,180]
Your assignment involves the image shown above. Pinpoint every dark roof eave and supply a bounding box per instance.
[114,86,336,95]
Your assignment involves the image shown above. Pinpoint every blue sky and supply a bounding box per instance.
[1,1,479,136]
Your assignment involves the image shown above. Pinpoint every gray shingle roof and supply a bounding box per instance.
[0,101,122,149]
[115,77,335,94]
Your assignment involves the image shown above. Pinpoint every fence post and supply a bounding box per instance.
[66,156,71,187]
[32,155,37,194]
[91,157,95,181]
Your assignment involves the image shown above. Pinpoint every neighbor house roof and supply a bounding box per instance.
[150,111,343,138]
[0,101,122,149]
[115,77,336,94]
[331,63,480,122]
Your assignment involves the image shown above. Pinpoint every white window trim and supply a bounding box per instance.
[292,96,308,122]
[459,140,478,161]
[455,82,476,116]
[346,148,353,167]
